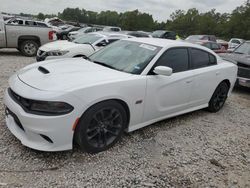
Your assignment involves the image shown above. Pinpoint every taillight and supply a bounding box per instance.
[48,31,55,40]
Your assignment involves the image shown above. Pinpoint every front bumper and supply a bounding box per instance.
[3,89,76,151]
[237,77,250,88]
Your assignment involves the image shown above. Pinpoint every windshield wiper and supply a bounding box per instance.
[82,42,95,51]
[83,56,92,61]
[92,61,117,70]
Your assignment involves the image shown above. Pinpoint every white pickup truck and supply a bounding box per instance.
[0,16,56,56]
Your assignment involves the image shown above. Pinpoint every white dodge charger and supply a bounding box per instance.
[4,38,237,153]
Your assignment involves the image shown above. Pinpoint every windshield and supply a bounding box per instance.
[89,40,161,74]
[234,42,250,55]
[73,34,102,44]
[152,30,165,38]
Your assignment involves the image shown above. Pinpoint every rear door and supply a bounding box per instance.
[0,20,6,47]
[143,48,195,122]
[189,48,222,106]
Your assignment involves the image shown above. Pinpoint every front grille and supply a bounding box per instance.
[238,63,250,79]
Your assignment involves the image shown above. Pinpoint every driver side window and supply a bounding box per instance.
[155,48,189,73]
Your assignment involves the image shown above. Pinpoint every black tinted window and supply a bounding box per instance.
[191,48,216,69]
[156,48,189,73]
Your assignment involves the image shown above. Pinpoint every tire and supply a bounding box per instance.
[19,40,39,57]
[74,100,127,153]
[207,82,229,112]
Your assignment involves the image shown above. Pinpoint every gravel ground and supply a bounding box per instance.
[0,49,250,188]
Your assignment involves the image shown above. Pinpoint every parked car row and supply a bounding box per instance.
[37,32,132,61]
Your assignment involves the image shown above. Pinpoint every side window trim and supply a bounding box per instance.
[148,47,191,75]
[188,47,217,70]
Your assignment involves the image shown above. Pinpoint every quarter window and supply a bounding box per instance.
[156,48,189,73]
[191,48,217,69]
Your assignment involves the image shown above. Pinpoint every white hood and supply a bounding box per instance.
[39,40,83,52]
[16,59,131,92]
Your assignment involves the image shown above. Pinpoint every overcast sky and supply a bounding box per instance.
[0,0,246,21]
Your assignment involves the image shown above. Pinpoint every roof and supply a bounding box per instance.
[122,38,219,57]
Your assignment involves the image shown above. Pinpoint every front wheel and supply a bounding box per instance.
[19,40,39,57]
[74,101,127,153]
[207,82,229,112]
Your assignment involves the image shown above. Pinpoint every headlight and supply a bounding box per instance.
[29,101,74,115]
[9,88,74,116]
[47,50,69,56]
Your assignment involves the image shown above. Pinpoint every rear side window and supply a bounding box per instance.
[156,48,189,73]
[191,48,217,69]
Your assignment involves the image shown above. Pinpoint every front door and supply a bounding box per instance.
[143,48,195,122]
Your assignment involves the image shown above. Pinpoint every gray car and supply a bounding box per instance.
[220,41,250,88]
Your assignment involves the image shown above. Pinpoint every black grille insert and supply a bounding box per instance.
[5,107,25,132]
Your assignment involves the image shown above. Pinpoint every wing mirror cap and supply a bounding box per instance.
[153,66,173,76]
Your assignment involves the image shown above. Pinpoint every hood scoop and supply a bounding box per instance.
[38,66,50,74]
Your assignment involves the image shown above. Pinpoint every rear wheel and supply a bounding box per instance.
[74,100,127,153]
[207,82,229,112]
[20,40,39,57]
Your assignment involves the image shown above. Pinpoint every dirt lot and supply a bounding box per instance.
[0,49,249,188]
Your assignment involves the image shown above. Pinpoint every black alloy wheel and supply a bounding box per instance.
[74,100,127,153]
[208,82,229,112]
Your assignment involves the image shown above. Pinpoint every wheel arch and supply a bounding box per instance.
[222,79,231,89]
[18,35,41,47]
[77,98,131,129]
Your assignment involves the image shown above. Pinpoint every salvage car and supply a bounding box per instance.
[220,41,250,88]
[228,38,245,51]
[186,35,217,42]
[4,38,237,153]
[36,32,131,61]
[68,27,102,41]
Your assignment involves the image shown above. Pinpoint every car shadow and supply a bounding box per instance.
[0,49,22,56]
[233,86,250,94]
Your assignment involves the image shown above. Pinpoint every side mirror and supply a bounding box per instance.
[153,66,173,76]
[97,41,107,47]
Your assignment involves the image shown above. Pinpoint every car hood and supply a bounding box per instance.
[220,53,250,66]
[39,40,80,51]
[17,59,132,92]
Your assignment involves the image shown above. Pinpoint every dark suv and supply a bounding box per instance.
[152,30,176,40]
[220,41,250,88]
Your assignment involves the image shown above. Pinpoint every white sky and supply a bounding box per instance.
[0,0,247,21]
